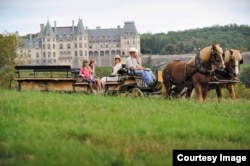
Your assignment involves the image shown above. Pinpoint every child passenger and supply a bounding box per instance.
[79,59,96,93]
[88,59,103,93]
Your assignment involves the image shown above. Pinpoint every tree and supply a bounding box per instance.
[0,33,19,88]
[239,67,250,87]
[140,24,250,54]
[141,48,152,54]
[160,44,179,55]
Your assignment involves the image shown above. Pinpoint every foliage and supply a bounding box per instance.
[239,66,250,87]
[0,33,19,88]
[160,44,180,55]
[95,67,112,77]
[0,89,249,166]
[141,24,250,54]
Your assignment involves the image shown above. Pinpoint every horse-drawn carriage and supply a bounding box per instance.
[103,64,163,98]
[14,44,242,101]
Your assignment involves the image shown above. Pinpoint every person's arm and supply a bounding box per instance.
[79,68,85,78]
[126,57,143,70]
[91,66,95,74]
[136,55,142,65]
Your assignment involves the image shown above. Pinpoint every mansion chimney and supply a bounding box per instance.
[54,21,57,34]
[29,33,32,43]
[72,20,74,33]
[40,24,44,36]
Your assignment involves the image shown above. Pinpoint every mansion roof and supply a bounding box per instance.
[21,19,139,48]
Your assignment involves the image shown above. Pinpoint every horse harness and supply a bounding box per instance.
[195,52,214,75]
[216,51,239,80]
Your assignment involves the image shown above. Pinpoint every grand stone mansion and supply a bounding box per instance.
[17,19,140,67]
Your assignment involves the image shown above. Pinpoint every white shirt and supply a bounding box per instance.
[126,56,141,69]
[111,63,122,75]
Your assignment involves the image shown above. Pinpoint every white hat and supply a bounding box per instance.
[129,47,137,53]
[114,55,121,60]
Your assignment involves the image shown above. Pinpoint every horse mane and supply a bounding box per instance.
[199,44,222,62]
[187,57,195,65]
[187,44,222,65]
[224,49,242,63]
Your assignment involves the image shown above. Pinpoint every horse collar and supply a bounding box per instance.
[195,53,212,75]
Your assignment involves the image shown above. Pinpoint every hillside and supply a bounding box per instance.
[141,24,250,54]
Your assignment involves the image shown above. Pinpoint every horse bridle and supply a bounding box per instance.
[221,50,241,78]
[210,49,225,70]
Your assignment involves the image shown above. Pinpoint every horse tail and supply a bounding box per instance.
[162,67,176,99]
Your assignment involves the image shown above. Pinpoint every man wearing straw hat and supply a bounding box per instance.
[126,47,156,87]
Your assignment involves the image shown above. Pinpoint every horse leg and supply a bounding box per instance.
[185,87,193,99]
[194,83,203,101]
[227,84,236,100]
[201,85,208,101]
[215,86,223,102]
[172,86,184,99]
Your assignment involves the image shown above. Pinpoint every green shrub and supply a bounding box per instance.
[239,66,250,88]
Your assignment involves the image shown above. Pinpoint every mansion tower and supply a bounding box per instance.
[17,19,140,67]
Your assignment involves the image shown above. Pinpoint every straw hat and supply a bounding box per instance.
[128,47,137,53]
[114,55,121,60]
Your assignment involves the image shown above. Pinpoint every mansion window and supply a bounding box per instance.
[67,43,71,49]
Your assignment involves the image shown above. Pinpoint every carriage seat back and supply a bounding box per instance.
[118,64,129,76]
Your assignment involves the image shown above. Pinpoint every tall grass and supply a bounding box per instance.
[0,89,249,166]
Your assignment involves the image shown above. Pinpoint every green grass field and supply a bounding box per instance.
[0,89,249,166]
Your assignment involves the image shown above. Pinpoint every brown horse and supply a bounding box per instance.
[208,49,243,101]
[162,60,195,98]
[162,44,225,101]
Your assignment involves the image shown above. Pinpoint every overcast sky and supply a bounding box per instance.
[0,0,249,36]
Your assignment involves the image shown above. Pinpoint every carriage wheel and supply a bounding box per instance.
[126,88,144,98]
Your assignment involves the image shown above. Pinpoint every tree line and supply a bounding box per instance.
[140,24,250,55]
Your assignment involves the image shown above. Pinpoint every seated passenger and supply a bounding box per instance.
[79,59,96,93]
[101,55,122,86]
[88,59,103,93]
[125,47,156,87]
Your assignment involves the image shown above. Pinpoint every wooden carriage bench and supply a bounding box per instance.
[14,65,74,91]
